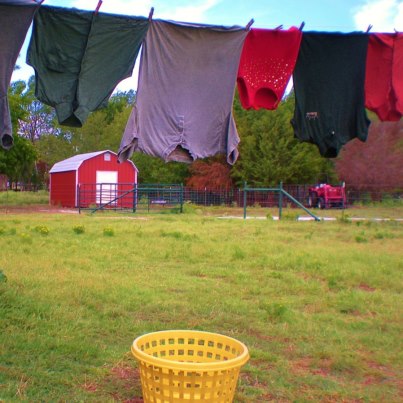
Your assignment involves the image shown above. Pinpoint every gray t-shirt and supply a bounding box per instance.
[118,20,247,165]
[0,2,38,149]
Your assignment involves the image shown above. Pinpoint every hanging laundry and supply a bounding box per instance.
[0,1,38,150]
[365,32,403,121]
[118,20,247,165]
[237,27,302,110]
[27,5,149,127]
[291,32,370,158]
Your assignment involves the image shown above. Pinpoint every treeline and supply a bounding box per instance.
[1,76,402,190]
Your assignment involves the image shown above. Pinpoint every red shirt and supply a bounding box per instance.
[365,32,403,121]
[237,27,302,110]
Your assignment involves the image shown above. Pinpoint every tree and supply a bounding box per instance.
[231,92,335,187]
[0,135,37,189]
[69,92,134,154]
[335,119,403,189]
[132,152,189,184]
[3,80,38,188]
[8,80,31,129]
[186,157,233,189]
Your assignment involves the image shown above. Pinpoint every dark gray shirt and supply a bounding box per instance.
[0,1,38,149]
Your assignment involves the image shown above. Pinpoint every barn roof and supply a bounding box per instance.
[49,150,137,173]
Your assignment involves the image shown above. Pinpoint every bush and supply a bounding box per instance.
[73,225,85,235]
[0,270,7,283]
[34,225,50,236]
[103,227,114,237]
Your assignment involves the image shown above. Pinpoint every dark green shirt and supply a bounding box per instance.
[27,5,149,127]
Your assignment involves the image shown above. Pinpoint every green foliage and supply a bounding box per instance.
[0,269,7,283]
[19,232,33,244]
[338,211,352,224]
[7,78,140,188]
[355,232,368,243]
[69,103,132,154]
[8,80,31,129]
[73,225,85,234]
[35,134,74,169]
[0,135,37,186]
[34,225,50,236]
[181,201,202,215]
[103,227,114,237]
[281,211,300,221]
[132,152,189,184]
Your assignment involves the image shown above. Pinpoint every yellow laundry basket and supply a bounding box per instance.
[131,330,249,402]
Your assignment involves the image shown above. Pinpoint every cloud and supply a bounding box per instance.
[68,0,221,22]
[158,0,221,23]
[69,0,153,16]
[353,0,403,31]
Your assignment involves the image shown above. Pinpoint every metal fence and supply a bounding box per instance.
[76,183,402,213]
[78,183,184,213]
[182,184,402,208]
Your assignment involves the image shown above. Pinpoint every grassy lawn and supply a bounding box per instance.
[0,190,49,206]
[0,204,402,401]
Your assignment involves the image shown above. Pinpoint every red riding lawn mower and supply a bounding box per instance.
[307,183,347,209]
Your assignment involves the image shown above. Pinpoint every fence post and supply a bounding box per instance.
[133,183,137,213]
[180,183,184,213]
[243,181,247,219]
[279,181,283,220]
[78,184,81,214]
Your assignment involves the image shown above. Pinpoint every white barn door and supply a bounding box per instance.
[96,171,118,205]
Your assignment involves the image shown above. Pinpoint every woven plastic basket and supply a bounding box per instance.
[131,330,249,402]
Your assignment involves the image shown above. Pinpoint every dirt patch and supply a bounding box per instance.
[0,204,78,215]
[81,363,143,401]
[357,283,376,292]
[290,357,333,378]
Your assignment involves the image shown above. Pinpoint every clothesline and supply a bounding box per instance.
[26,0,385,34]
[1,1,402,166]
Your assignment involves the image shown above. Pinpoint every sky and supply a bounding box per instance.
[11,0,403,92]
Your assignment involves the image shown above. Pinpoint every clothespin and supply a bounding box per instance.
[274,25,283,30]
[366,24,373,33]
[299,21,305,31]
[148,7,154,21]
[246,18,254,31]
[94,0,102,16]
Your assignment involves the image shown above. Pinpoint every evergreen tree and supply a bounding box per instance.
[0,135,37,189]
[132,153,189,184]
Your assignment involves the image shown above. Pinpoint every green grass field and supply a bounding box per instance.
[0,204,402,401]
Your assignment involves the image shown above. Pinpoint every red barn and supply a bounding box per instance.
[49,150,138,208]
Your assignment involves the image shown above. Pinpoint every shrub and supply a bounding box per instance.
[19,233,33,244]
[355,232,368,243]
[34,225,50,236]
[0,270,7,283]
[281,211,300,221]
[73,225,85,235]
[103,227,114,237]
[338,211,352,224]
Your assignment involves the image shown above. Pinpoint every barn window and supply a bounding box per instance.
[104,153,111,161]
